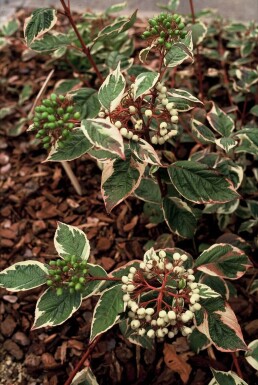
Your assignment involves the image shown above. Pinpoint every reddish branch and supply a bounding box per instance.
[59,0,104,83]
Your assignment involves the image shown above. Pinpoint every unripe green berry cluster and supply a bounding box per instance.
[32,94,81,150]
[141,13,187,48]
[121,250,201,341]
[47,254,88,296]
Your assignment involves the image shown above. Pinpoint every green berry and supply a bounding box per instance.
[160,31,166,38]
[63,113,70,121]
[41,112,48,119]
[56,260,62,267]
[69,281,75,287]
[34,122,40,128]
[64,255,71,262]
[69,288,75,294]
[54,275,61,281]
[47,107,55,114]
[59,95,65,102]
[47,115,56,122]
[49,270,56,276]
[71,255,78,264]
[57,107,64,115]
[72,276,79,282]
[175,16,181,23]
[66,106,74,113]
[35,106,42,113]
[35,133,41,139]
[62,129,70,137]
[51,93,57,101]
[63,266,69,272]
[57,120,64,126]
[175,30,180,35]
[47,280,53,286]
[58,141,65,148]
[178,22,185,30]
[49,261,57,266]
[73,112,81,119]
[149,20,157,27]
[82,269,88,274]
[172,14,178,20]
[73,263,79,269]
[166,22,171,29]
[79,277,85,284]
[157,37,164,44]
[42,99,52,107]
[43,143,51,149]
[75,283,82,291]
[56,288,63,296]
[42,136,51,143]
[143,31,151,38]
[165,42,172,49]
[48,122,56,129]
[67,123,74,130]
[81,261,87,267]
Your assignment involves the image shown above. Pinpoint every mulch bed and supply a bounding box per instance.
[0,8,258,385]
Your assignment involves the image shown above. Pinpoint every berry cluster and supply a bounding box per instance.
[142,13,187,48]
[99,83,179,145]
[32,94,81,149]
[121,250,201,340]
[47,255,88,296]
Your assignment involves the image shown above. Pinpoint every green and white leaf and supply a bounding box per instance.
[188,328,211,353]
[249,105,258,117]
[1,18,20,36]
[94,11,137,42]
[24,8,57,45]
[191,119,215,144]
[189,21,207,46]
[133,71,159,100]
[105,2,127,14]
[195,243,252,279]
[250,279,258,294]
[54,222,90,261]
[0,261,48,291]
[207,103,235,137]
[101,150,146,212]
[33,287,82,329]
[215,137,237,153]
[167,89,203,111]
[81,264,108,299]
[168,161,239,204]
[119,319,154,349]
[210,369,248,385]
[203,199,239,215]
[197,283,221,299]
[30,32,70,52]
[46,128,93,161]
[245,339,258,370]
[129,138,161,165]
[81,118,124,159]
[90,284,124,340]
[98,63,126,112]
[165,37,194,68]
[139,44,155,63]
[162,196,197,238]
[71,367,99,385]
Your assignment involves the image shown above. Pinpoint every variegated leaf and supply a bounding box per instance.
[98,63,126,112]
[197,283,221,299]
[164,37,194,68]
[130,138,161,165]
[195,243,252,279]
[30,32,70,52]
[54,222,90,261]
[191,119,215,144]
[119,319,154,349]
[46,128,93,161]
[167,89,203,111]
[81,264,107,299]
[168,161,239,204]
[101,150,146,212]
[134,177,162,204]
[207,103,235,137]
[33,287,82,329]
[162,197,197,238]
[133,71,159,100]
[24,8,57,45]
[190,21,208,46]
[81,118,125,159]
[0,261,48,291]
[245,339,258,370]
[90,284,124,341]
[71,366,99,385]
[210,369,248,385]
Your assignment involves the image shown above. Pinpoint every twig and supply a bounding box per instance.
[231,352,244,379]
[28,69,55,119]
[62,161,83,196]
[64,335,102,385]
[59,0,104,83]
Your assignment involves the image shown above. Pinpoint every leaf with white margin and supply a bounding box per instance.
[101,149,146,212]
[190,21,208,46]
[191,119,215,144]
[33,287,82,329]
[46,128,93,162]
[207,103,235,137]
[81,264,108,299]
[215,137,237,153]
[134,177,162,204]
[245,339,258,370]
[143,247,159,263]
[164,32,193,68]
[210,369,248,385]
[167,89,203,111]
[130,138,161,165]
[98,63,126,112]
[54,222,90,260]
[203,199,239,215]
[90,284,124,341]
[81,118,125,159]
[195,243,252,279]
[139,44,155,63]
[24,8,57,45]
[196,300,247,352]
[197,283,221,298]
[0,261,48,291]
[119,319,154,349]
[250,279,258,294]
[133,71,159,100]
[71,366,99,385]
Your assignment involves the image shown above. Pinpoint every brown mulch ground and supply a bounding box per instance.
[1,8,258,385]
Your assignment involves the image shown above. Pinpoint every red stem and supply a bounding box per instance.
[64,335,101,385]
[59,0,104,83]
[231,352,244,379]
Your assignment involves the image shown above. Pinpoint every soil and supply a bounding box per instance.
[0,8,258,385]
